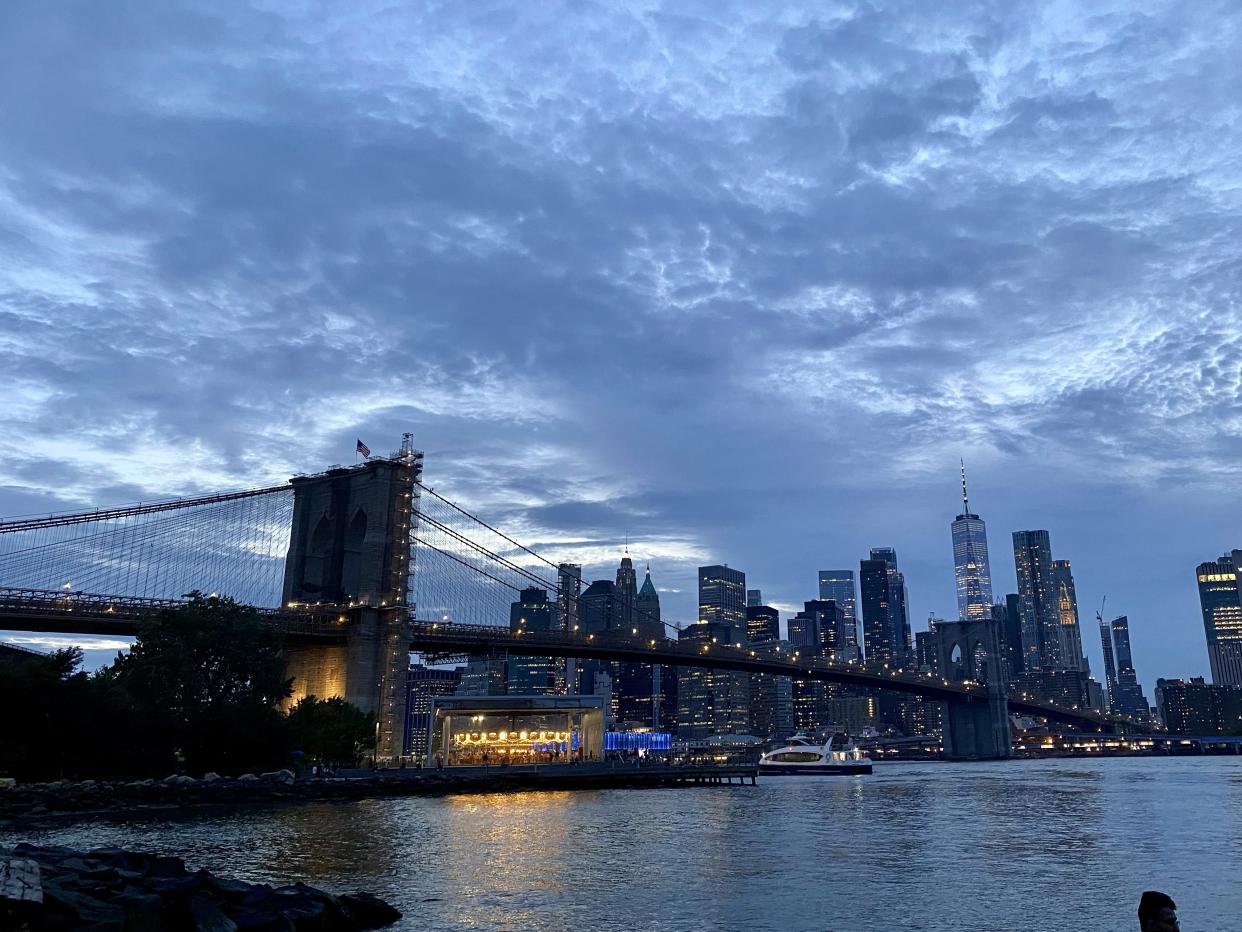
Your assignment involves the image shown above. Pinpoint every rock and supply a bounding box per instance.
[43,884,126,930]
[0,777,16,791]
[260,770,296,785]
[232,908,297,931]
[112,888,164,932]
[341,892,402,929]
[189,893,239,932]
[203,772,223,782]
[0,857,42,905]
[238,773,260,782]
[207,874,254,902]
[274,882,348,930]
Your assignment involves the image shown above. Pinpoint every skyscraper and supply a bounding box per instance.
[614,560,664,727]
[746,604,780,644]
[1099,614,1119,708]
[1196,552,1242,686]
[676,621,751,738]
[746,589,763,608]
[860,549,911,666]
[698,565,747,637]
[1012,530,1063,670]
[556,562,582,693]
[405,663,462,759]
[679,564,750,736]
[615,550,638,631]
[818,570,858,645]
[578,579,619,713]
[636,565,663,637]
[507,586,558,694]
[951,463,994,621]
[996,596,1024,680]
[1107,615,1150,719]
[1052,559,1087,673]
[635,565,673,728]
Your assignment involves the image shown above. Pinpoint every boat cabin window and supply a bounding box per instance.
[767,751,822,763]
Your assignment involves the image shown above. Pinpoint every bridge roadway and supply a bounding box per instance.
[0,589,1142,733]
[0,587,348,642]
[409,622,1142,733]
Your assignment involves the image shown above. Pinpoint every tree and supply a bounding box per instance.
[113,592,293,774]
[0,649,91,780]
[286,695,376,767]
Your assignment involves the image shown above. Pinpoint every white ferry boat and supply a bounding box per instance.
[759,733,873,776]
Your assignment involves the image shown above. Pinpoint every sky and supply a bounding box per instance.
[1,1,1240,693]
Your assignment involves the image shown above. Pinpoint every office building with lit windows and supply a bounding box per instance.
[818,570,858,641]
[676,620,751,738]
[1155,677,1242,735]
[746,604,780,644]
[1196,552,1242,686]
[1012,530,1063,671]
[698,565,748,635]
[507,586,558,694]
[860,550,911,666]
[404,664,462,759]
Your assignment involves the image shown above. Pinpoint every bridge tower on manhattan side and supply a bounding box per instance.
[933,618,1012,760]
[281,438,423,763]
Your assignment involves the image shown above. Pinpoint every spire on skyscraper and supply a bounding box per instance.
[960,459,970,515]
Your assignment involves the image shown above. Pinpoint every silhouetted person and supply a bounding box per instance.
[1138,891,1179,932]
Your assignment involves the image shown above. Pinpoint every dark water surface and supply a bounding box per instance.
[4,757,1240,931]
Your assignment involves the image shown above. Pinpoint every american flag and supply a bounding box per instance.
[356,438,371,458]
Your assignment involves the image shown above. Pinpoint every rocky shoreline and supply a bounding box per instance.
[0,763,755,826]
[0,768,497,825]
[0,843,401,930]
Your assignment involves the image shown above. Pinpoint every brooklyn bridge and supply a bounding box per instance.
[0,436,1147,761]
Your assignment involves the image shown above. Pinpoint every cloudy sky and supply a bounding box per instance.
[2,1,1240,691]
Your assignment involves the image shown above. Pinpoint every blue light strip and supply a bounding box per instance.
[604,732,672,751]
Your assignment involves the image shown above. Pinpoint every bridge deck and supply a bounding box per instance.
[0,589,1146,733]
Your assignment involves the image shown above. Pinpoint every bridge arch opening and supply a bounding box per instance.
[299,515,334,597]
[341,508,368,600]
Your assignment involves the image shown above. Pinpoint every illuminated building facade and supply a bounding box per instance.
[676,620,751,738]
[1052,560,1088,673]
[428,695,605,767]
[746,604,780,644]
[404,664,462,759]
[951,464,993,621]
[508,586,557,694]
[1156,677,1242,735]
[749,638,794,741]
[860,549,911,667]
[699,564,747,635]
[818,570,858,643]
[1012,530,1063,671]
[1196,552,1242,686]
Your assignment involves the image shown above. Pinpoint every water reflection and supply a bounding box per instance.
[4,758,1241,932]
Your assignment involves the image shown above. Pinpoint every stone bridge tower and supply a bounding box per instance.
[281,440,422,763]
[933,617,1012,760]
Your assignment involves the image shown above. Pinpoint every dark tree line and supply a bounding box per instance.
[0,593,375,781]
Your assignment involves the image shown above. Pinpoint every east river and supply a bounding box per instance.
[4,757,1241,931]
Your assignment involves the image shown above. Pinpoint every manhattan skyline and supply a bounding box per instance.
[1,2,1240,694]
